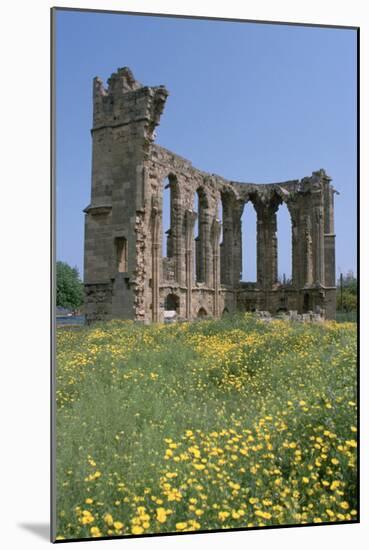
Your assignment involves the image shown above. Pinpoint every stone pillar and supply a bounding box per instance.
[166,178,184,286]
[204,211,213,287]
[311,192,325,285]
[256,211,263,288]
[303,213,313,287]
[323,182,336,288]
[232,201,243,286]
[195,237,200,282]
[211,219,222,317]
[151,203,161,322]
[185,210,197,319]
[289,205,300,288]
[256,204,278,289]
[175,207,184,285]
[271,212,278,285]
[221,200,233,285]
[195,197,211,284]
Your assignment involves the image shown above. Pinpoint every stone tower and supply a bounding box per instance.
[84,67,337,323]
[84,67,168,321]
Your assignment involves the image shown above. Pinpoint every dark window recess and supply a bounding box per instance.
[116,237,128,272]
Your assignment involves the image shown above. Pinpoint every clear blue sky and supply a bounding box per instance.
[55,9,357,281]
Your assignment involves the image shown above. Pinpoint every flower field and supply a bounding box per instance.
[55,314,357,540]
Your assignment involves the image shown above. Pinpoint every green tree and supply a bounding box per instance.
[56,261,84,310]
[337,271,357,312]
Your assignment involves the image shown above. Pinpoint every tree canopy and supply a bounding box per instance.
[56,261,84,310]
[337,271,357,312]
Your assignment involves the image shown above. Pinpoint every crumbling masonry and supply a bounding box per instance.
[84,67,337,323]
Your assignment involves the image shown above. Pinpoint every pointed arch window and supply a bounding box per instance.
[115,237,128,272]
[193,187,208,283]
[240,201,257,282]
[277,202,293,285]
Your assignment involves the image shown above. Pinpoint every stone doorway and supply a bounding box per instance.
[164,293,180,322]
[197,307,208,318]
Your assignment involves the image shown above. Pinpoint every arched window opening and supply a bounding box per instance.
[162,174,179,259]
[164,293,179,312]
[193,188,208,283]
[220,191,233,285]
[115,237,127,273]
[218,199,223,245]
[162,177,171,258]
[198,307,208,318]
[241,202,257,282]
[303,292,311,312]
[193,191,199,282]
[222,307,229,317]
[277,203,292,285]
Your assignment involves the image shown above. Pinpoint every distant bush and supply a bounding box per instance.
[56,261,84,310]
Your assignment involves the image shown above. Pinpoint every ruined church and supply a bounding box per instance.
[83,67,336,323]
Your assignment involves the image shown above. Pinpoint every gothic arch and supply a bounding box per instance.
[197,307,208,318]
[240,199,257,282]
[194,187,209,283]
[162,173,180,259]
[276,201,293,285]
[220,188,238,285]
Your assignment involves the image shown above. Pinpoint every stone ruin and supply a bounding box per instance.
[83,67,337,324]
[255,309,325,323]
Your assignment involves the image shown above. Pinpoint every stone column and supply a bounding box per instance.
[151,203,161,322]
[302,213,314,287]
[271,212,278,286]
[323,177,335,235]
[256,210,264,288]
[204,211,213,287]
[221,202,233,285]
[195,200,211,284]
[175,207,184,285]
[194,241,199,282]
[211,219,222,317]
[232,201,243,286]
[289,206,300,288]
[256,204,278,289]
[323,182,336,288]
[311,192,325,285]
[185,210,197,319]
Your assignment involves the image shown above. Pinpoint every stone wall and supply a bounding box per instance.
[84,67,337,323]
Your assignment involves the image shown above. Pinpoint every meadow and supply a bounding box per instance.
[55,314,357,540]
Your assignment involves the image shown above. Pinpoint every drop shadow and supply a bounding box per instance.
[18,523,49,541]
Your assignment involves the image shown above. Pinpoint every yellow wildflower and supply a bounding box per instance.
[104,513,114,526]
[255,510,272,520]
[90,526,101,537]
[156,507,168,524]
[218,511,230,521]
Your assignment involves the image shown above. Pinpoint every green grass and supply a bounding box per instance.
[55,314,357,540]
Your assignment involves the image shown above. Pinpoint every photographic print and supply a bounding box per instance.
[52,7,358,542]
